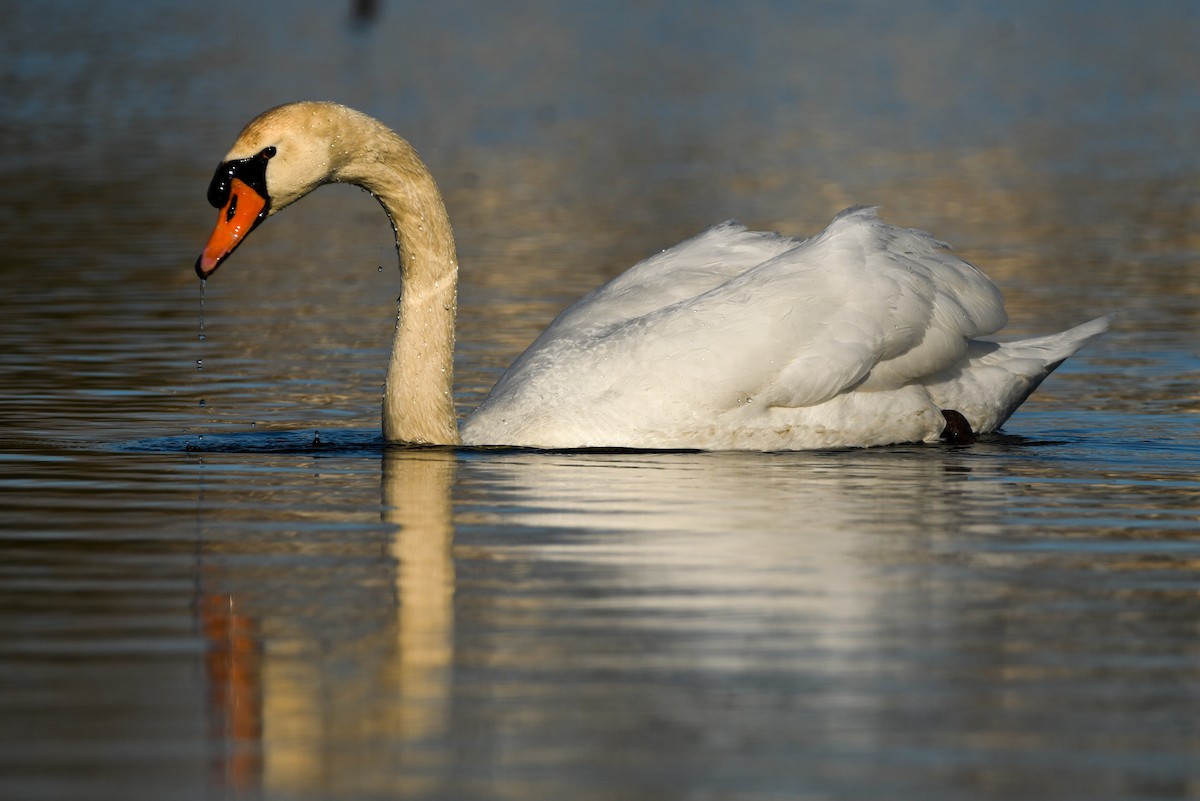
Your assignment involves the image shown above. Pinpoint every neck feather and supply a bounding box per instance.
[333,116,460,445]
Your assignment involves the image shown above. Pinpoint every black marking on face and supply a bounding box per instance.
[206,146,276,209]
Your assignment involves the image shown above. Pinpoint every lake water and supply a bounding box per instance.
[2,2,1199,799]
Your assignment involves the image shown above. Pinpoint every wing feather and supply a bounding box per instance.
[474,207,1011,430]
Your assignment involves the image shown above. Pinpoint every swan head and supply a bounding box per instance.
[195,102,356,278]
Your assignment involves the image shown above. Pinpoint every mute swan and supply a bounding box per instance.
[195,101,1110,450]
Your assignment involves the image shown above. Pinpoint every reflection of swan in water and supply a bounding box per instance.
[462,447,994,537]
[200,444,1023,796]
[195,101,1110,450]
[279,449,456,795]
[454,447,1009,662]
[383,448,456,751]
[203,449,457,797]
[435,447,1028,784]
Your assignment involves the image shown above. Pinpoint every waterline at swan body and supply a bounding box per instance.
[195,101,1111,451]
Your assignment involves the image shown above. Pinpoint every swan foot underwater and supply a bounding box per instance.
[194,101,1111,451]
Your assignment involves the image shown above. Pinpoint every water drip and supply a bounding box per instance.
[197,280,209,415]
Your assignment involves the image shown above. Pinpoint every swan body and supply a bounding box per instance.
[196,101,1110,451]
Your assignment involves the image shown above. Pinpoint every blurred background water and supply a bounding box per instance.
[1,1,1198,799]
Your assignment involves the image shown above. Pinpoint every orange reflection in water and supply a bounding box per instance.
[202,592,264,795]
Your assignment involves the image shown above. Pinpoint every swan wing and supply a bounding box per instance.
[465,207,1010,447]
[764,206,1008,404]
[532,221,803,340]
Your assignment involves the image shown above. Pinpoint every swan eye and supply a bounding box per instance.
[261,146,277,159]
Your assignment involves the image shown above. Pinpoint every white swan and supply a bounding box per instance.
[195,101,1110,450]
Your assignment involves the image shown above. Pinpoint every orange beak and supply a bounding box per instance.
[195,178,269,279]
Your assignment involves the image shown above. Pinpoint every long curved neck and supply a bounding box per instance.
[334,121,460,445]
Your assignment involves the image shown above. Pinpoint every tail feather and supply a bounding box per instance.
[928,314,1114,433]
[981,313,1115,363]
